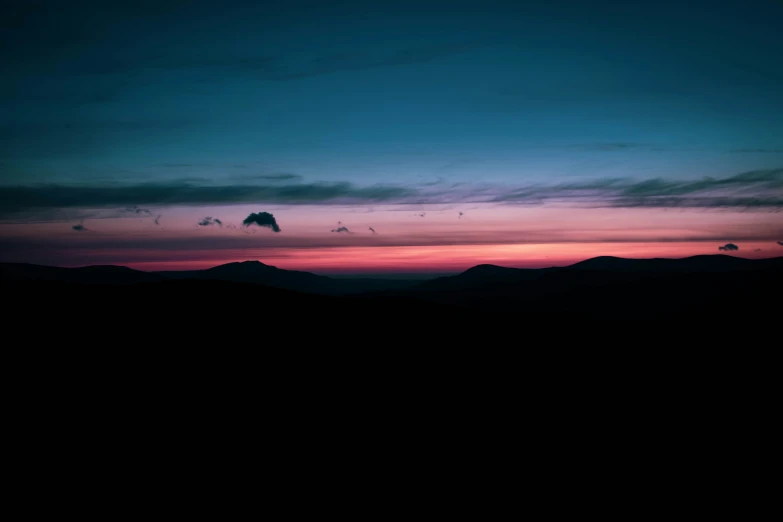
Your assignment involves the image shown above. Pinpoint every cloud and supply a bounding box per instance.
[488,168,783,210]
[0,181,414,215]
[1,168,782,219]
[331,226,351,233]
[154,215,161,225]
[198,216,223,227]
[72,223,88,232]
[729,149,783,154]
[124,205,151,215]
[369,227,377,233]
[242,212,281,232]
[586,143,643,151]
[718,243,739,251]
[245,173,302,182]
[6,227,783,265]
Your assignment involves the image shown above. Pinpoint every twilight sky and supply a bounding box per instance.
[1,0,782,273]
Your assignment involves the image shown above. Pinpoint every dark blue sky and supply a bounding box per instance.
[3,0,782,188]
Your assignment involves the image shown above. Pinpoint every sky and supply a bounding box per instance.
[1,0,782,274]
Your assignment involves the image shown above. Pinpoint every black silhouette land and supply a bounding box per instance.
[4,255,781,342]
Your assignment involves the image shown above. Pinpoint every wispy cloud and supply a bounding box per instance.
[124,205,151,215]
[0,181,413,215]
[244,173,303,182]
[1,168,781,219]
[198,216,222,227]
[485,168,783,210]
[6,229,782,261]
[729,149,783,154]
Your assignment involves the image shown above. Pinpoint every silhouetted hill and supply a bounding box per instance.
[3,255,781,330]
[159,260,339,294]
[0,260,418,294]
[0,262,166,284]
[568,254,782,272]
[156,260,418,295]
[2,277,467,344]
[418,264,557,291]
[411,254,783,294]
[396,255,783,321]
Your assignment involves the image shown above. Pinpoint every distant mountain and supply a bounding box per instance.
[158,260,339,294]
[156,260,418,295]
[2,255,781,329]
[0,260,419,295]
[413,254,783,294]
[0,262,166,285]
[400,254,783,317]
[4,255,781,306]
[568,254,782,273]
[416,264,558,292]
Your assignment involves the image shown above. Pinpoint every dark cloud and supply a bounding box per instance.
[242,212,281,232]
[369,227,377,233]
[718,243,739,251]
[331,226,351,233]
[198,216,222,227]
[124,205,151,215]
[72,223,88,232]
[729,149,783,154]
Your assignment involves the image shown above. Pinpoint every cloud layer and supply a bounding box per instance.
[1,168,781,219]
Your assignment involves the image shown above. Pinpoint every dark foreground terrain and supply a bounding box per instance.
[3,254,781,345]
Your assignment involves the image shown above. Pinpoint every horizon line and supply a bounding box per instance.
[3,252,780,276]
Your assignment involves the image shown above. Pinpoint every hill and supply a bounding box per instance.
[0,260,418,294]
[3,255,781,329]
